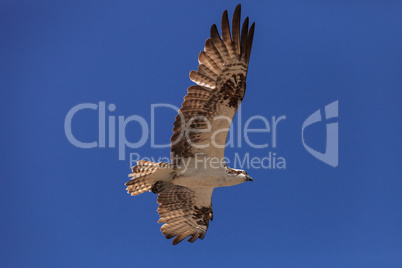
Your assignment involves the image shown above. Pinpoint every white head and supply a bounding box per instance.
[221,166,253,187]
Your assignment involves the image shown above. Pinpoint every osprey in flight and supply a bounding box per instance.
[126,4,255,245]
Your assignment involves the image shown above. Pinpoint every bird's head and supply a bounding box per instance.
[239,170,253,182]
[223,167,253,186]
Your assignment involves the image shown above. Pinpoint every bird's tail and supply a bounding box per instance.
[125,160,175,196]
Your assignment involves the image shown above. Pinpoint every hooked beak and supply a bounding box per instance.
[246,176,253,182]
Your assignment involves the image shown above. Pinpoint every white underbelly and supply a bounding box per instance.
[172,174,219,187]
[172,165,225,187]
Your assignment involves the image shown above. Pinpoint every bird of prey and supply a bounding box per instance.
[125,4,255,245]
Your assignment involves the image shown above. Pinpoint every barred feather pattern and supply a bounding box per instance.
[157,185,214,245]
[171,4,255,166]
[125,160,173,196]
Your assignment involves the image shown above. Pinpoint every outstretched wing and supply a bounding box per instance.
[170,4,255,165]
[157,185,214,245]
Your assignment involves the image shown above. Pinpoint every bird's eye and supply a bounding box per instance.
[243,171,248,175]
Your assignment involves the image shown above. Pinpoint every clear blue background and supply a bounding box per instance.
[1,0,401,267]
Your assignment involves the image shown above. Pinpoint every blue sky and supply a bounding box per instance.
[1,0,401,267]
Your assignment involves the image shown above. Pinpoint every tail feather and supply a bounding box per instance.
[125,160,174,196]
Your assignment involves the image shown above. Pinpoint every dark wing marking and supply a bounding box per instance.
[170,4,255,166]
[157,185,214,245]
